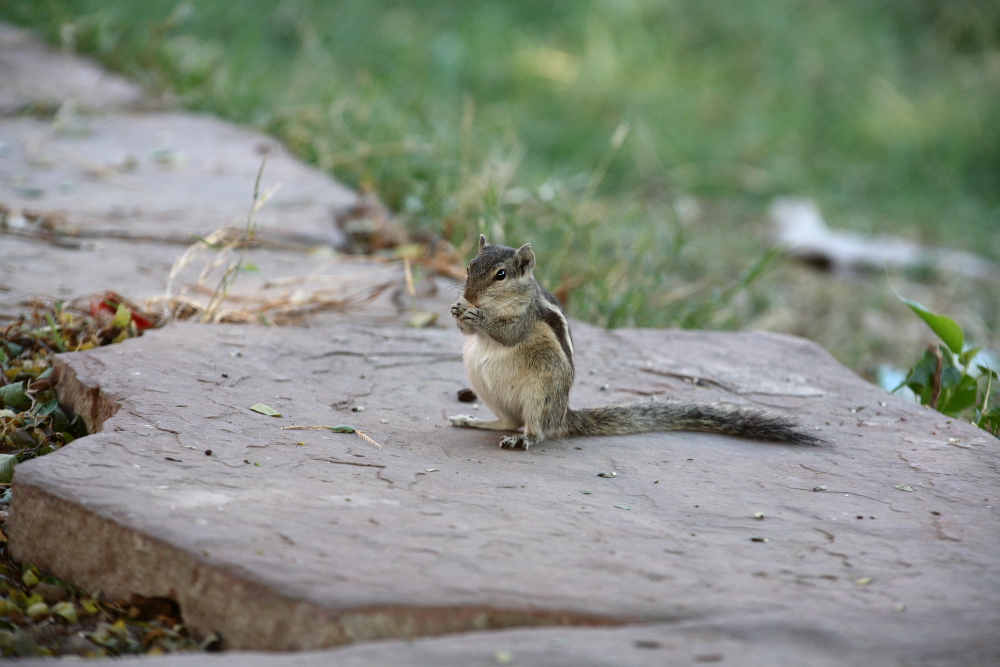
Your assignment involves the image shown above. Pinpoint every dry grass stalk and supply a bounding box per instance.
[355,431,382,449]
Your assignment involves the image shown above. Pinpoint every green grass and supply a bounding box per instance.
[2,0,999,375]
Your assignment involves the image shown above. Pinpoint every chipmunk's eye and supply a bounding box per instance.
[494,269,506,281]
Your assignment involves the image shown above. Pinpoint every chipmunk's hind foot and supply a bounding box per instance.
[499,434,536,450]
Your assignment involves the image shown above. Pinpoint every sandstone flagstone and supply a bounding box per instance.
[0,113,355,248]
[0,22,146,114]
[8,321,999,663]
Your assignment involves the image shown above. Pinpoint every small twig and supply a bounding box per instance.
[280,424,381,448]
[930,344,943,410]
[403,257,416,298]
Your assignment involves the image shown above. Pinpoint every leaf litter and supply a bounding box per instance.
[0,301,210,657]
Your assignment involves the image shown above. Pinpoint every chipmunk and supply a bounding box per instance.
[448,235,819,450]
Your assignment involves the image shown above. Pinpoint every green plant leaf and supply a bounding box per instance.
[939,376,979,416]
[977,365,998,380]
[112,302,132,329]
[901,299,964,355]
[32,399,59,417]
[959,347,983,366]
[0,454,18,483]
[0,382,28,409]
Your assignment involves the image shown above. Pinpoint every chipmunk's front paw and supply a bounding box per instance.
[449,415,478,427]
[499,434,530,451]
[450,301,466,319]
[456,305,483,326]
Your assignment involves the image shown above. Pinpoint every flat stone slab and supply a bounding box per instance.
[9,322,999,662]
[0,21,146,114]
[1,112,355,248]
[0,232,428,327]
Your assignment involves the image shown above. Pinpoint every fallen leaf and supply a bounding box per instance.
[895,484,914,492]
[0,382,28,409]
[112,302,132,329]
[249,403,282,417]
[409,311,438,328]
[51,601,78,624]
[493,650,514,665]
[0,454,18,483]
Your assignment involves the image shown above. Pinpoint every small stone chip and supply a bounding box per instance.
[856,577,872,586]
[597,472,617,478]
[351,406,365,412]
[754,512,764,520]
[895,484,914,492]
[751,537,768,543]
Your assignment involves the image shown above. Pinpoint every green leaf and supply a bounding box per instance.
[0,454,17,483]
[50,601,78,624]
[249,403,282,417]
[21,569,38,587]
[901,349,938,401]
[112,302,132,329]
[0,382,28,409]
[901,299,964,355]
[328,425,356,433]
[33,399,59,418]
[959,347,983,366]
[977,365,999,380]
[939,377,979,416]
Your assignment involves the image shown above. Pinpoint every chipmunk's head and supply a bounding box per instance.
[462,234,536,306]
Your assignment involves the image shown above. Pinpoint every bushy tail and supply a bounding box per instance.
[566,400,820,445]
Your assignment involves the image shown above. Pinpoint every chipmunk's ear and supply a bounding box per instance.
[514,243,535,275]
[479,234,489,251]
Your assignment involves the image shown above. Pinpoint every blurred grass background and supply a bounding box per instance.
[2,0,998,378]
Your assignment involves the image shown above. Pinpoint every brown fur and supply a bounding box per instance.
[449,236,819,450]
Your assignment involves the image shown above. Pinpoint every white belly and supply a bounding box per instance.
[463,333,528,425]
